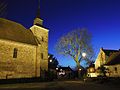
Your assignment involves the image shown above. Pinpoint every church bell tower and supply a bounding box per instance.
[30,0,49,77]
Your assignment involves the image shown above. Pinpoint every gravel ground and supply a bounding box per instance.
[0,80,119,90]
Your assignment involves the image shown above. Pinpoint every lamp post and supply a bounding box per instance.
[78,52,86,79]
[55,67,59,79]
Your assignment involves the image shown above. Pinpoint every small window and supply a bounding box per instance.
[41,53,43,59]
[115,67,117,73]
[42,37,44,41]
[13,48,18,58]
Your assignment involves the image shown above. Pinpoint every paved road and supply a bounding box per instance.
[0,80,119,90]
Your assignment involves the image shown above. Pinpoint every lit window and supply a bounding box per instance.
[60,69,62,71]
[13,48,18,58]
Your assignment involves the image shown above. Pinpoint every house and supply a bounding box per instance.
[0,4,49,79]
[56,66,73,79]
[95,48,119,69]
[95,48,120,77]
[104,52,120,77]
[87,64,96,77]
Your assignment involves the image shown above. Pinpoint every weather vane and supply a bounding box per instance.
[38,0,40,9]
[36,0,40,18]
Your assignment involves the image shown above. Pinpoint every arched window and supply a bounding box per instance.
[13,48,18,58]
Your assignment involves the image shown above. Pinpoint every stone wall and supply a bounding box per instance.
[0,39,38,79]
[30,25,48,72]
[105,64,120,77]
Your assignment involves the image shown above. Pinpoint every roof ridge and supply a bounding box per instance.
[0,18,26,29]
[103,49,119,51]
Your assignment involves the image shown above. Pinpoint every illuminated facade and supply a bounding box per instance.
[95,48,107,69]
[94,48,120,77]
[95,48,119,69]
[0,12,48,79]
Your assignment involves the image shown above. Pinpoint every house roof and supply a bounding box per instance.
[106,52,120,65]
[58,66,73,71]
[102,49,119,56]
[48,53,54,59]
[0,18,37,45]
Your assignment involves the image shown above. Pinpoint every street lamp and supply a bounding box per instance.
[60,69,62,71]
[50,59,52,62]
[79,68,81,71]
[56,67,59,79]
[82,52,86,57]
[56,67,58,70]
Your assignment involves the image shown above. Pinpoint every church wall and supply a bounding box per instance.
[0,39,38,79]
[30,25,48,72]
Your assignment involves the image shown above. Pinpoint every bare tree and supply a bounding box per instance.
[0,0,7,17]
[55,28,94,69]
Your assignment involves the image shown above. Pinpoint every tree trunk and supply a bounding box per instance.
[75,55,80,69]
[76,61,80,69]
[74,55,81,78]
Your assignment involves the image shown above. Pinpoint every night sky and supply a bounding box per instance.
[3,0,120,68]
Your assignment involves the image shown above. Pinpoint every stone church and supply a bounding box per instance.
[0,5,49,79]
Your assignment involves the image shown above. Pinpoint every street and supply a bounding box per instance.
[0,80,120,90]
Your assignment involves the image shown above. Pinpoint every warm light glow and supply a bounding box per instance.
[56,67,58,70]
[59,71,65,75]
[82,52,86,57]
[90,68,95,72]
[50,59,52,62]
[79,68,81,71]
[60,69,62,71]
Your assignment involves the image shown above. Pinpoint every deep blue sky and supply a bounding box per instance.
[4,0,120,68]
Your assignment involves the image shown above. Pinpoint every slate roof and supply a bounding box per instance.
[58,66,73,71]
[106,52,120,65]
[103,49,119,56]
[0,18,37,45]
